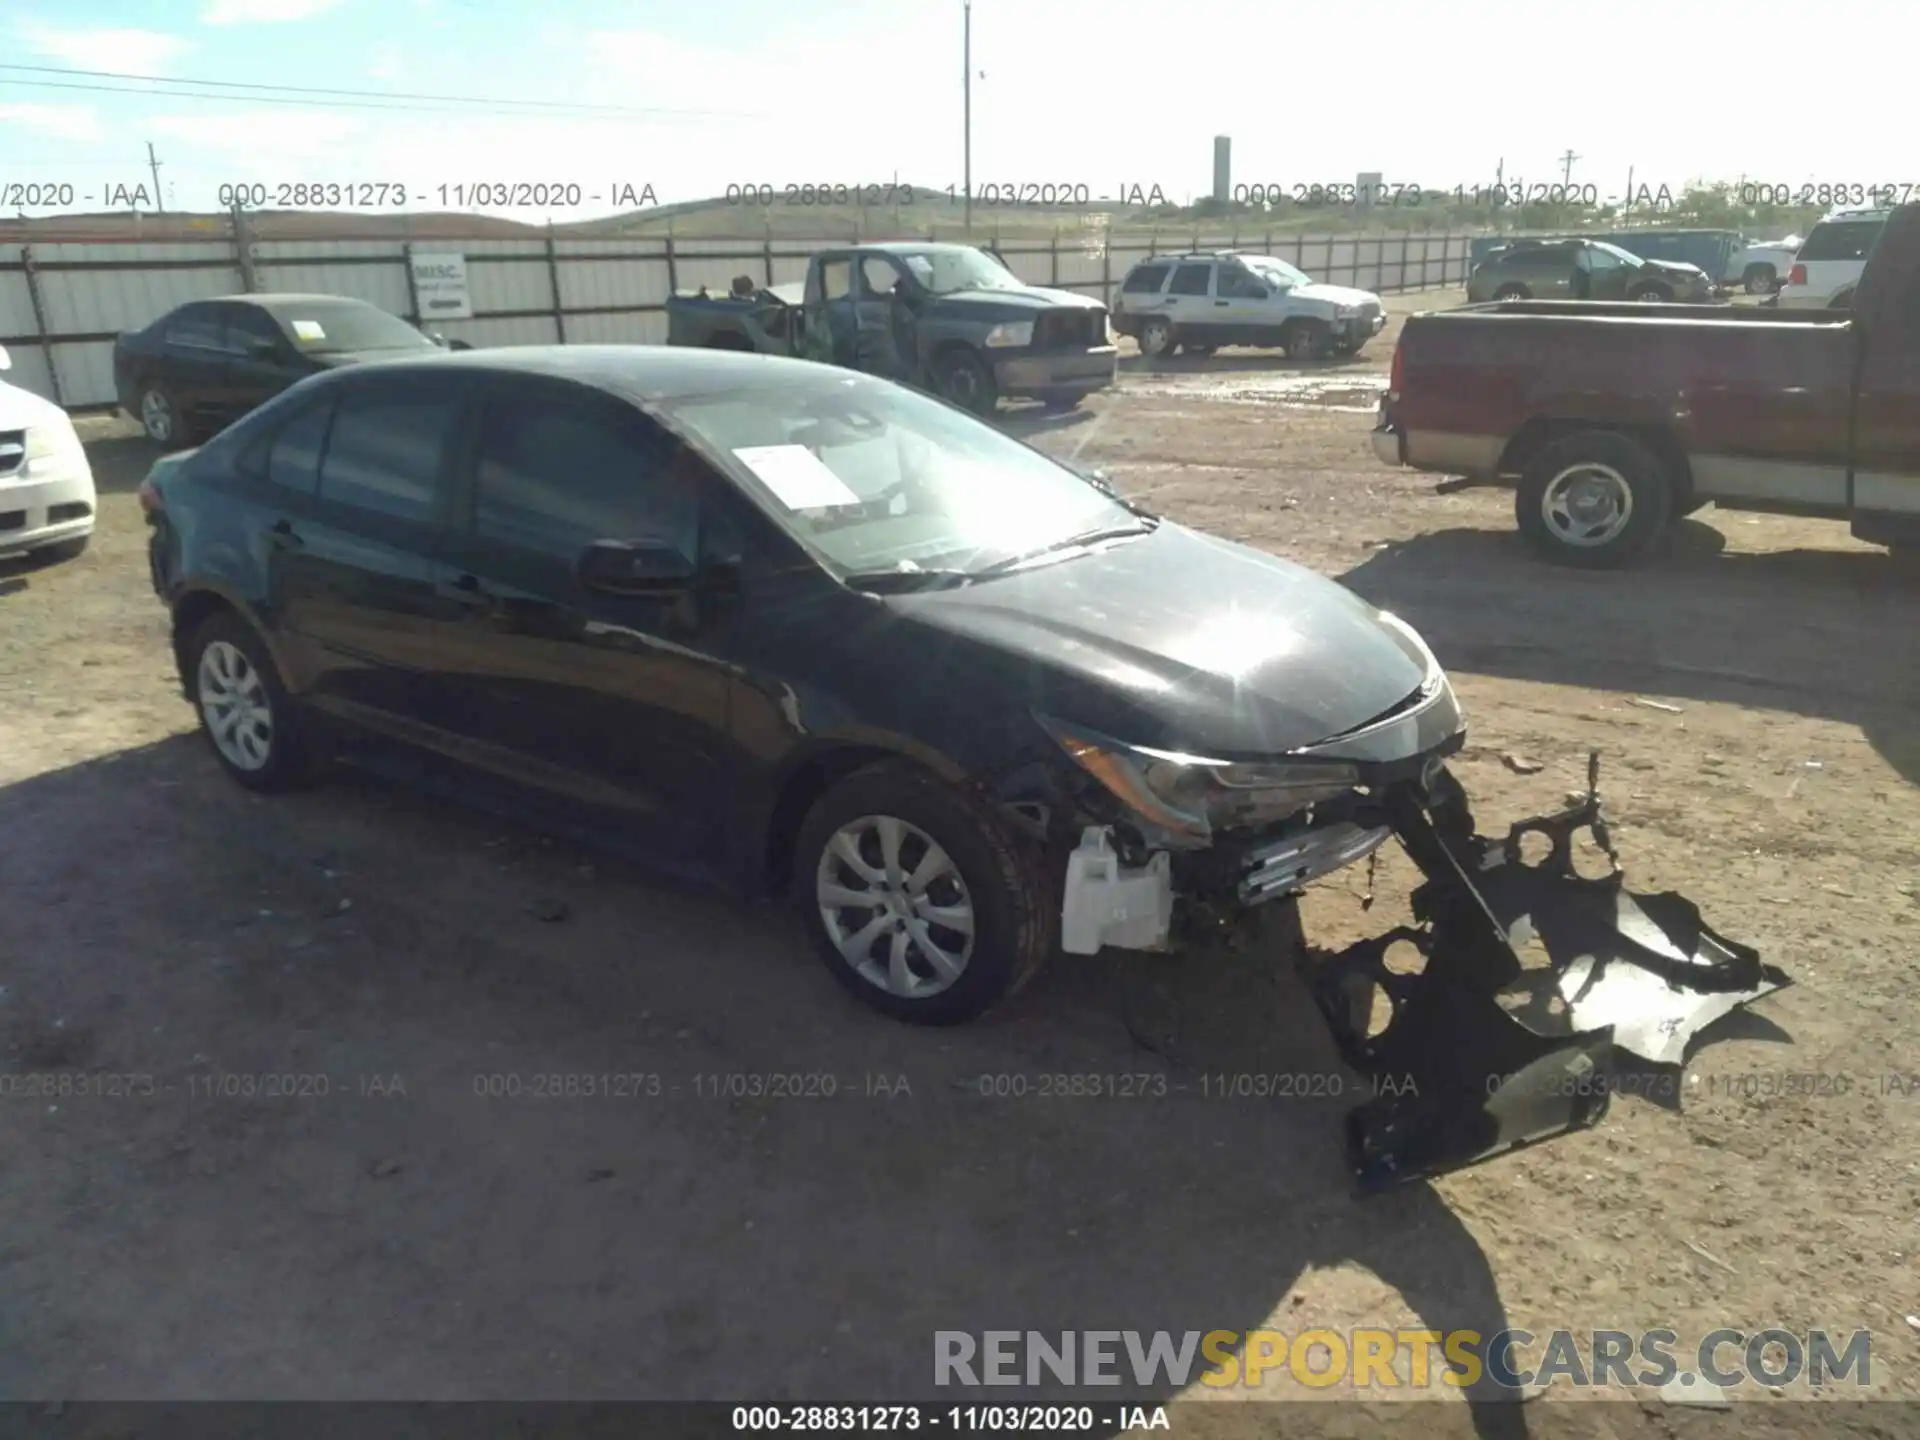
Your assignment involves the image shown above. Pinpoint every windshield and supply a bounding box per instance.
[663,375,1136,578]
[894,248,1025,294]
[269,301,439,355]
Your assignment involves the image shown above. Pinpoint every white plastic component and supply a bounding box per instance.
[1061,826,1174,955]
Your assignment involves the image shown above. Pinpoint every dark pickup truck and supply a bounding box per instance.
[1373,202,1920,567]
[665,242,1117,416]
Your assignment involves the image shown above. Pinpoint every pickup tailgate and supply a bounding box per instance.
[1381,301,1858,484]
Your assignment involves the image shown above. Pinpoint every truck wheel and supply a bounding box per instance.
[1492,285,1530,302]
[1138,317,1177,358]
[1742,264,1777,294]
[1516,431,1672,569]
[1628,284,1672,303]
[936,348,998,416]
[794,759,1054,1026]
[1282,319,1329,361]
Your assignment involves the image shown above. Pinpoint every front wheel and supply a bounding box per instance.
[935,348,998,416]
[1515,431,1673,569]
[1040,393,1083,414]
[185,611,326,791]
[1628,285,1672,303]
[1492,285,1530,302]
[1282,319,1330,361]
[794,760,1055,1026]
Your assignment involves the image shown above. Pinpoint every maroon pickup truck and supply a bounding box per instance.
[1372,202,1920,567]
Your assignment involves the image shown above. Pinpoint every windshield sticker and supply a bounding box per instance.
[290,319,326,342]
[733,444,862,510]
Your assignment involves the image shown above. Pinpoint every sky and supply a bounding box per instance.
[0,0,1911,225]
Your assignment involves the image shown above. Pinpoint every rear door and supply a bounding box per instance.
[1797,219,1883,305]
[1164,261,1215,338]
[428,378,735,859]
[270,374,474,732]
[155,303,239,434]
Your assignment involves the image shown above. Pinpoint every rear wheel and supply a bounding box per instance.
[935,347,998,416]
[1138,317,1177,358]
[1515,430,1673,569]
[794,760,1054,1026]
[185,611,327,791]
[1492,285,1530,302]
[137,383,196,449]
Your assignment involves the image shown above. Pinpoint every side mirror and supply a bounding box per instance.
[578,537,696,594]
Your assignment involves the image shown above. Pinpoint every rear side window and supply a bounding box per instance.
[1169,263,1213,296]
[819,260,852,300]
[318,388,460,522]
[165,306,227,349]
[1123,263,1170,294]
[265,401,333,493]
[1799,221,1882,262]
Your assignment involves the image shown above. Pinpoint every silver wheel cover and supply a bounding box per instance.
[816,814,975,999]
[1542,463,1634,548]
[197,640,274,771]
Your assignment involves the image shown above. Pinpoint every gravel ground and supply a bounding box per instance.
[2,289,1917,1435]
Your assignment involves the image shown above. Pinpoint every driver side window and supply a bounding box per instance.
[1217,267,1266,299]
[819,260,852,301]
[859,255,907,299]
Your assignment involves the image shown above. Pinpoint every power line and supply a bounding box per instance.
[0,63,756,119]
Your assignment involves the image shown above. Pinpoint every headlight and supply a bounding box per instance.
[983,321,1034,348]
[1039,715,1360,845]
[24,418,82,464]
[1333,305,1358,319]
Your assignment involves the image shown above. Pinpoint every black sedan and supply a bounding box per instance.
[113,292,466,448]
[137,345,1780,1190]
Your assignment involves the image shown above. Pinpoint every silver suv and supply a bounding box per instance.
[1111,251,1386,360]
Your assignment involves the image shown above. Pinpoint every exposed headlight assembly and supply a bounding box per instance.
[1038,714,1360,846]
[983,321,1034,348]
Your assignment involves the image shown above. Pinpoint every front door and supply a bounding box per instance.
[267,376,473,729]
[430,379,736,861]
[1579,245,1633,301]
[853,254,915,381]
[219,302,314,420]
[803,255,858,367]
[1213,262,1271,343]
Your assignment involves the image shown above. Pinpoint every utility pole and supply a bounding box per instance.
[1559,149,1580,187]
[963,0,972,233]
[147,142,164,212]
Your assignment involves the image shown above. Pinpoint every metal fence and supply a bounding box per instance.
[0,221,1480,412]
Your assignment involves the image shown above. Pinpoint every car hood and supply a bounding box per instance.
[0,378,68,431]
[1291,281,1382,308]
[932,285,1104,313]
[886,523,1434,758]
[1646,259,1709,281]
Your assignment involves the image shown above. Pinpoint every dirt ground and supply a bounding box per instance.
[3,288,1918,1435]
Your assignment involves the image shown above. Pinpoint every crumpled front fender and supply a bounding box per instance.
[1301,753,1789,1195]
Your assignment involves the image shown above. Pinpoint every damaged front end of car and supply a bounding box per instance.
[1035,685,1786,1194]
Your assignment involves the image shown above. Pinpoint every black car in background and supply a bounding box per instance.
[113,293,465,448]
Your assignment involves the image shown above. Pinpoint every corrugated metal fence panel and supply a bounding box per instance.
[2,341,56,403]
[254,257,414,316]
[560,254,669,311]
[442,315,563,348]
[55,340,117,410]
[0,270,37,335]
[671,245,776,296]
[565,312,667,346]
[39,250,242,338]
[467,253,556,316]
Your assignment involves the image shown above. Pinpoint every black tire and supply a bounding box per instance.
[793,759,1055,1026]
[1492,285,1530,302]
[1282,319,1330,361]
[1628,284,1672,303]
[136,381,197,450]
[935,347,998,416]
[1138,316,1177,359]
[184,610,327,792]
[1742,264,1776,295]
[1515,430,1673,569]
[1040,393,1083,414]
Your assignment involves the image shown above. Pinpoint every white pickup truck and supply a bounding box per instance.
[1725,234,1802,294]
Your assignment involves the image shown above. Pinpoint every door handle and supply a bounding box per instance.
[268,519,303,549]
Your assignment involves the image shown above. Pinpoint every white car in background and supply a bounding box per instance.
[1775,209,1888,310]
[1725,234,1801,294]
[0,345,97,561]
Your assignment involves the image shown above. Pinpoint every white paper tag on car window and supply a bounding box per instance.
[733,444,861,510]
[291,319,326,342]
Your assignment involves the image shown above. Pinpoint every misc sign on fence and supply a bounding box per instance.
[410,251,473,320]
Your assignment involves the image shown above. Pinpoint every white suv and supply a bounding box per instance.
[1776,209,1887,309]
[1111,252,1386,360]
[0,345,97,562]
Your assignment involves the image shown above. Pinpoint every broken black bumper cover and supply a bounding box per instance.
[1301,753,1789,1194]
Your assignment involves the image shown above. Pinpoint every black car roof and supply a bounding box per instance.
[203,293,393,310]
[320,345,885,404]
